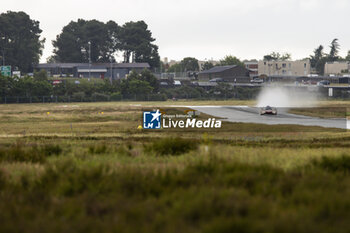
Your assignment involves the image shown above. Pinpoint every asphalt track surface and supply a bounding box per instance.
[187,106,347,129]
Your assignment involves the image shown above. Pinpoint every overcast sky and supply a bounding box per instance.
[1,0,350,63]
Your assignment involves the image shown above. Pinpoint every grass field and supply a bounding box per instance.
[1,100,350,232]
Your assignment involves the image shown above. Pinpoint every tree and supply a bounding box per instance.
[0,11,45,72]
[310,45,324,67]
[345,51,350,61]
[263,52,291,61]
[280,53,291,61]
[310,45,325,74]
[120,70,158,96]
[328,38,340,62]
[138,69,159,92]
[9,76,52,97]
[119,21,160,69]
[167,63,182,73]
[201,61,214,71]
[219,55,244,67]
[34,69,48,81]
[52,19,120,63]
[0,75,13,96]
[180,57,199,71]
[309,39,341,75]
[127,79,153,96]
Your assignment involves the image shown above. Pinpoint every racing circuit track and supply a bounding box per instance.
[187,106,347,129]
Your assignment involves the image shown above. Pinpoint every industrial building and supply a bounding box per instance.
[35,63,150,79]
[244,61,258,77]
[198,65,250,83]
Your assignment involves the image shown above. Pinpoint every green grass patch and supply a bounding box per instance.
[289,107,347,118]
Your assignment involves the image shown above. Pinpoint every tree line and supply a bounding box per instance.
[1,11,350,76]
[165,39,350,76]
[165,55,246,73]
[309,39,350,74]
[0,11,160,72]
[0,68,259,102]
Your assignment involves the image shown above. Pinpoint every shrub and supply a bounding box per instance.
[149,93,167,101]
[110,92,122,101]
[71,92,85,102]
[312,155,350,173]
[92,92,110,102]
[0,169,5,188]
[0,144,45,163]
[42,144,63,156]
[145,137,198,156]
[88,144,108,154]
[0,143,63,163]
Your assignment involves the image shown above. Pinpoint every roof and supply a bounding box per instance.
[244,61,258,65]
[199,65,238,74]
[36,62,150,69]
[36,63,87,69]
[197,82,218,87]
[113,63,150,68]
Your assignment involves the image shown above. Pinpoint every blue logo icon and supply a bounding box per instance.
[143,110,162,129]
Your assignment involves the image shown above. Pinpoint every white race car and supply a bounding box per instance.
[260,106,277,115]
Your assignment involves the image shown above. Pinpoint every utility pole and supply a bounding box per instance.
[88,41,91,80]
[110,57,113,85]
[1,45,4,66]
[1,36,5,66]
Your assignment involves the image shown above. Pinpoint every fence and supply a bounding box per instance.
[2,87,345,104]
[0,94,163,104]
[0,92,259,104]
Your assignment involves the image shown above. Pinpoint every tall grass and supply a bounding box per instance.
[144,137,198,156]
[1,154,350,232]
[1,101,350,232]
[0,143,63,163]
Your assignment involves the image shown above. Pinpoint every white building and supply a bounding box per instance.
[324,62,349,76]
[258,59,311,76]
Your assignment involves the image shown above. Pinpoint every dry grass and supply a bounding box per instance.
[1,100,350,232]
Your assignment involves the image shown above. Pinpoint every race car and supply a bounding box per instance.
[260,106,277,115]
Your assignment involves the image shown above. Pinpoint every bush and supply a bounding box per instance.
[110,92,122,101]
[42,144,63,156]
[0,143,63,163]
[88,144,108,154]
[312,155,350,173]
[33,69,48,81]
[148,93,167,101]
[57,96,70,102]
[71,92,85,102]
[92,92,110,102]
[145,137,198,156]
[0,144,45,163]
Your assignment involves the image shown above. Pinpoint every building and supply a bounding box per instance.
[35,63,150,79]
[162,58,220,72]
[324,61,349,76]
[258,59,311,77]
[244,61,258,77]
[198,65,250,83]
[198,59,220,71]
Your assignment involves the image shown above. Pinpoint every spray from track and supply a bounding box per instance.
[256,86,318,108]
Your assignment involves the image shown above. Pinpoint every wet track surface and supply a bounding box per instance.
[187,106,347,129]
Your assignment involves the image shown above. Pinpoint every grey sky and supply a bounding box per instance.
[1,0,349,63]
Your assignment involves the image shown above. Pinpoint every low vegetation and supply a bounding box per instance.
[144,137,198,156]
[0,100,350,232]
